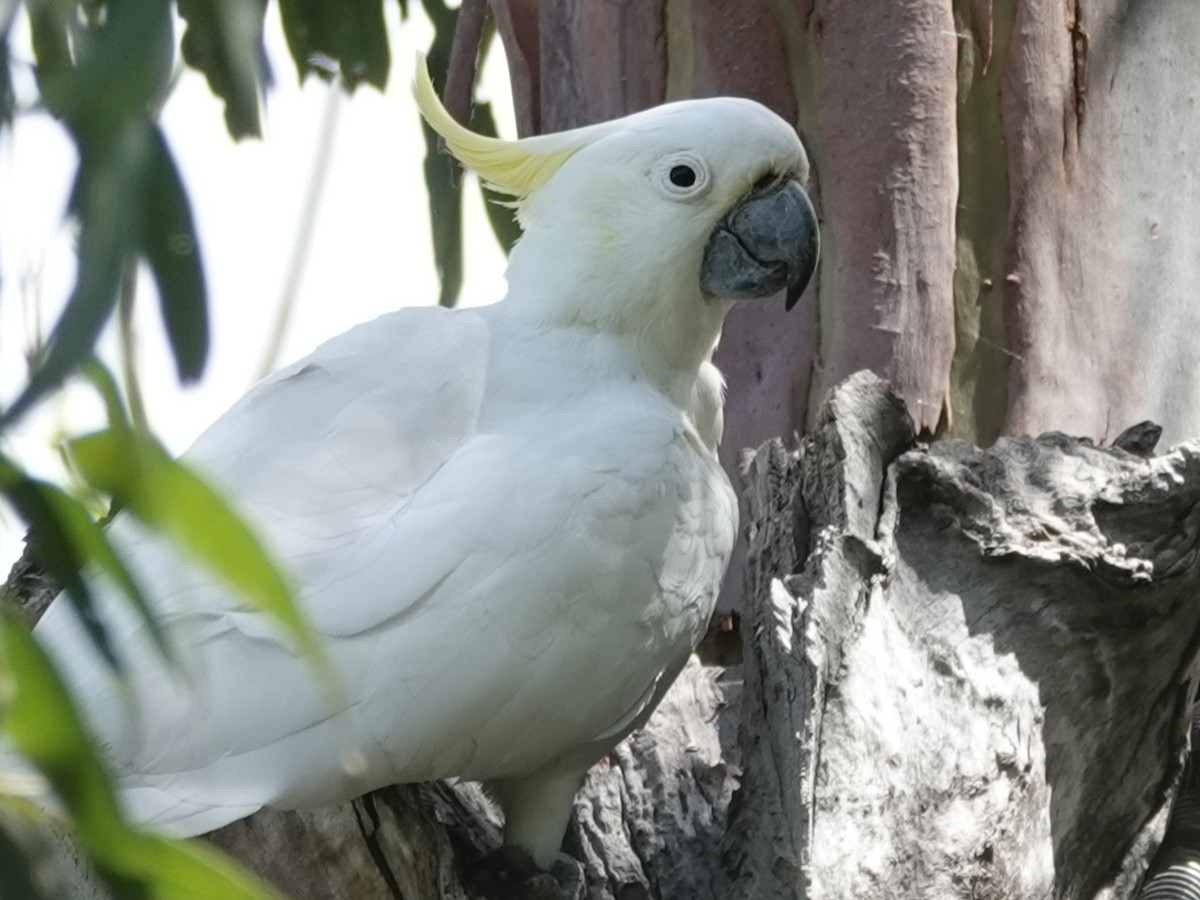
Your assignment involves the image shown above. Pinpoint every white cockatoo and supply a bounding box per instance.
[24,64,818,870]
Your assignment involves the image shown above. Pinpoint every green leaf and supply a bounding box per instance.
[419,0,455,32]
[1,124,149,427]
[0,452,171,665]
[0,821,54,900]
[0,611,282,900]
[139,127,209,383]
[278,0,390,90]
[37,0,173,138]
[178,0,270,139]
[109,835,284,900]
[0,458,117,668]
[4,1,187,427]
[0,27,14,134]
[68,429,324,665]
[0,608,126,846]
[25,0,72,97]
[80,358,133,431]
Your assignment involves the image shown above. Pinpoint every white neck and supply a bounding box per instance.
[502,235,732,409]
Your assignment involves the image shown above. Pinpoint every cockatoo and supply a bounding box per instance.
[23,64,819,871]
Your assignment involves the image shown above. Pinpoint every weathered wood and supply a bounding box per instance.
[729,371,1200,899]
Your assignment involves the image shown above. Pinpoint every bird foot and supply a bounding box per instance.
[461,845,585,900]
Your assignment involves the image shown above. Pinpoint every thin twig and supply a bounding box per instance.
[444,0,488,126]
[441,0,488,185]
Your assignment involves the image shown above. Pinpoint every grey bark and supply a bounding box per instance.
[13,371,1200,898]
[728,372,1200,900]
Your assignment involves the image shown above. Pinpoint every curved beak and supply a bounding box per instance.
[700,179,819,310]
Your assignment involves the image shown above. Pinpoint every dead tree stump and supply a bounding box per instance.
[729,371,1200,900]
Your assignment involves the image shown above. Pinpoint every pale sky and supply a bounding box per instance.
[0,4,513,569]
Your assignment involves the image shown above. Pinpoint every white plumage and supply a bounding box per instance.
[26,67,817,867]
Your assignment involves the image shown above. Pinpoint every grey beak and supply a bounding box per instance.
[700,179,819,310]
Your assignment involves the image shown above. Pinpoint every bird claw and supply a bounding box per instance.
[461,845,585,900]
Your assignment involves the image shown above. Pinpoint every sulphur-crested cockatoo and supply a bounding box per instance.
[24,64,818,869]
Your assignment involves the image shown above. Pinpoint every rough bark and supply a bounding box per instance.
[729,371,1200,899]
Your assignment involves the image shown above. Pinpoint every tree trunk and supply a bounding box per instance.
[163,373,1200,898]
[730,373,1200,899]
[489,0,1200,447]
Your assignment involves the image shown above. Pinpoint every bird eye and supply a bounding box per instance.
[669,165,696,188]
[657,153,710,198]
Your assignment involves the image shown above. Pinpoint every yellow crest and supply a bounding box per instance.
[413,59,579,201]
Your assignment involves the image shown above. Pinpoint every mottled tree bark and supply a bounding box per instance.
[484,0,1200,624]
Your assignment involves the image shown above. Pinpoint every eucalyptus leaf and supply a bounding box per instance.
[0,451,173,664]
[139,127,209,383]
[0,29,13,133]
[67,428,324,667]
[421,119,463,308]
[1,124,149,427]
[81,356,133,431]
[0,457,117,668]
[108,835,285,900]
[419,0,463,307]
[278,0,389,89]
[178,0,269,139]
[37,0,172,137]
[0,608,125,847]
[0,611,281,900]
[25,0,72,95]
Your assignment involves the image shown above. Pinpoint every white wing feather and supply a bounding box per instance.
[34,303,735,836]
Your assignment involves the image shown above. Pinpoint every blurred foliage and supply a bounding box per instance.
[68,423,328,669]
[420,0,517,307]
[177,0,269,138]
[0,0,506,895]
[1,606,285,898]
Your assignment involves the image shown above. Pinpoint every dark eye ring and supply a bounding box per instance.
[669,165,697,188]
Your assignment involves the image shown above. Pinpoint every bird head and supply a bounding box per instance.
[415,62,818,381]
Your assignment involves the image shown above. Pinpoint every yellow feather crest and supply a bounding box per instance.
[413,58,579,200]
